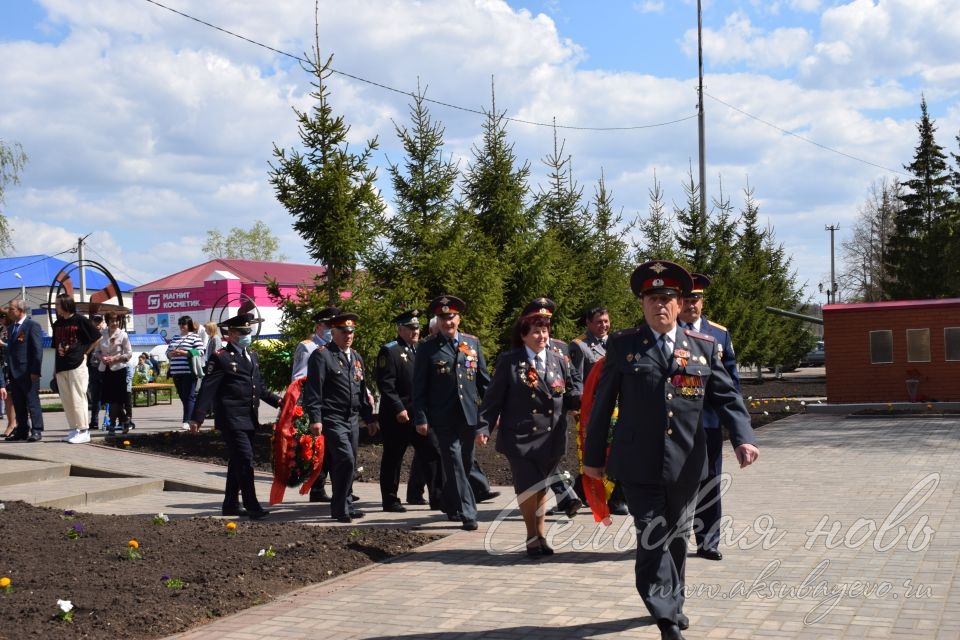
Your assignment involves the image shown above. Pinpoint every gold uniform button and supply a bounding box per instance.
[532,409,538,414]
[667,429,673,435]
[667,393,673,400]
[547,409,553,415]
[532,427,538,432]
[668,411,674,417]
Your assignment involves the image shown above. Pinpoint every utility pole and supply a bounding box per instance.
[825,224,840,304]
[696,0,706,219]
[78,236,87,303]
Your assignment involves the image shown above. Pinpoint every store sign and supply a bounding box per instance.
[142,290,203,311]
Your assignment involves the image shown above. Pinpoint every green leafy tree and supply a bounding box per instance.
[268,45,386,306]
[0,139,27,254]
[203,220,287,261]
[885,98,955,299]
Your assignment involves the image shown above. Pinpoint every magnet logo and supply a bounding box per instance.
[147,294,160,310]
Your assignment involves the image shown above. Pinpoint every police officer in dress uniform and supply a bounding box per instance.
[302,313,378,523]
[376,309,444,512]
[519,298,584,519]
[583,261,759,640]
[190,312,281,519]
[680,273,741,562]
[412,295,493,531]
[292,307,340,503]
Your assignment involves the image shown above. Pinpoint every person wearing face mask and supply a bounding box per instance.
[291,307,339,381]
[292,307,340,503]
[190,312,282,519]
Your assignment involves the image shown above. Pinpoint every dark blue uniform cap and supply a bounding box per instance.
[630,260,693,297]
[393,309,422,327]
[428,295,466,317]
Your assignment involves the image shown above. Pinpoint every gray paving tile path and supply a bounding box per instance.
[2,404,957,639]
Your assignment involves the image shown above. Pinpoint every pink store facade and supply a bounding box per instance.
[131,259,327,339]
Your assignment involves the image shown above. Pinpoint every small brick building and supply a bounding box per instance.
[822,298,960,403]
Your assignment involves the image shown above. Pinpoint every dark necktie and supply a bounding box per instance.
[535,354,545,378]
[10,323,20,340]
[660,333,672,361]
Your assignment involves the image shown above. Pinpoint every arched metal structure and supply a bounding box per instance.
[207,292,262,337]
[45,258,128,327]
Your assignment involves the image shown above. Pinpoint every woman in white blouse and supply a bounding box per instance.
[96,311,133,434]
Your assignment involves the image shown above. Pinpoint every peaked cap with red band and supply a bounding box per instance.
[630,260,693,297]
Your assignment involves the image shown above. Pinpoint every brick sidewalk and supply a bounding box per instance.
[164,414,959,640]
[4,409,957,639]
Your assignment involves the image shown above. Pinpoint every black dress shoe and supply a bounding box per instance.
[447,513,463,522]
[383,503,407,513]
[697,547,723,561]
[461,519,478,531]
[677,613,689,630]
[4,432,27,442]
[350,494,360,502]
[657,619,685,640]
[475,491,500,503]
[526,542,545,558]
[246,509,270,520]
[608,501,629,516]
[406,497,427,505]
[335,514,352,523]
[27,432,42,442]
[221,506,248,517]
[309,490,331,503]
[544,506,560,516]
[349,510,366,519]
[537,536,554,556]
[562,498,583,518]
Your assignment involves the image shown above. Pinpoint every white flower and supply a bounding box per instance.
[784,405,791,411]
[763,411,769,416]
[57,599,74,613]
[156,512,169,522]
[0,503,5,511]
[258,549,266,557]
[801,401,807,406]
[747,396,753,401]
[356,466,364,473]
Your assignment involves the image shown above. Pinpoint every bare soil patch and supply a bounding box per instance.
[0,501,439,640]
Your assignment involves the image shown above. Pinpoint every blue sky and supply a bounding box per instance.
[1,0,959,306]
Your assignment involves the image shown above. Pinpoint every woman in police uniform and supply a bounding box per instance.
[477,305,580,557]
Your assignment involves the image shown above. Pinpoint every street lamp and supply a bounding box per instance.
[13,273,25,301]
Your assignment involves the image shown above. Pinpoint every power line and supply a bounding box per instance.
[0,248,78,277]
[84,244,143,286]
[141,0,697,132]
[706,92,908,177]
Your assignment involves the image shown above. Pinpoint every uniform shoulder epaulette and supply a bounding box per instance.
[550,337,567,347]
[684,328,716,342]
[610,327,640,339]
[460,332,477,341]
[573,333,587,343]
[315,343,328,352]
[300,338,314,346]
[423,334,440,343]
[706,319,728,332]
[384,340,398,349]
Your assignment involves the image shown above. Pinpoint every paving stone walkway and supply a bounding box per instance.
[3,405,957,639]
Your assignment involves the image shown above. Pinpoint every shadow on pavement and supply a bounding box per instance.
[362,616,653,639]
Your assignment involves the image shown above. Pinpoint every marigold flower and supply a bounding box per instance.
[226,521,237,531]
[122,440,131,446]
[128,539,139,549]
[0,577,10,588]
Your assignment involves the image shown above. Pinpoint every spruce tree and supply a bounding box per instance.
[885,97,954,299]
[635,170,679,263]
[674,164,711,271]
[268,50,386,306]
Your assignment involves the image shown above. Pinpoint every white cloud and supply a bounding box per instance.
[682,12,812,70]
[633,1,665,14]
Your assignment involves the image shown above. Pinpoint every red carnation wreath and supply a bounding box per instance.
[269,377,325,505]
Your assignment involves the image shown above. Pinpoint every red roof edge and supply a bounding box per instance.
[823,298,960,313]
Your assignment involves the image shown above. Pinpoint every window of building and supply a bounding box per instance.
[906,328,931,363]
[946,327,960,362]
[869,330,893,364]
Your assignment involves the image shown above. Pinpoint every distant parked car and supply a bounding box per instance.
[801,341,825,367]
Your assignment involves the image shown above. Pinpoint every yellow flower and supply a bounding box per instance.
[0,577,10,588]
[226,521,237,531]
[122,440,131,446]
[128,539,139,549]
